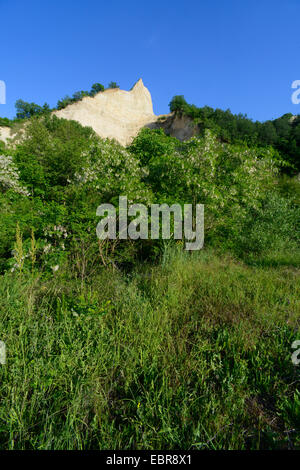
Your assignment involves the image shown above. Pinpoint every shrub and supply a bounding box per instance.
[0,155,29,196]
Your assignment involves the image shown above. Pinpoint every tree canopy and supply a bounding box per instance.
[169,96,300,173]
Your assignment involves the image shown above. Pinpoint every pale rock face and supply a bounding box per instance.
[148,113,199,141]
[0,126,12,143]
[0,80,195,147]
[53,78,157,146]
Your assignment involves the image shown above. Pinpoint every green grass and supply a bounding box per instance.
[0,248,299,450]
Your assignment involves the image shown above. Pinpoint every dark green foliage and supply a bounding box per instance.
[1,121,298,274]
[129,127,178,166]
[169,95,188,114]
[1,80,111,122]
[57,83,105,109]
[0,117,14,128]
[57,95,73,109]
[169,96,300,173]
[89,83,105,96]
[258,121,277,144]
[14,115,98,190]
[108,81,119,89]
[72,90,89,101]
[57,91,90,110]
[15,99,51,119]
[231,191,300,262]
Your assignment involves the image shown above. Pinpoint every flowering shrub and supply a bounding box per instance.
[0,116,297,274]
[73,138,153,204]
[0,155,30,196]
[133,130,278,241]
[181,132,277,221]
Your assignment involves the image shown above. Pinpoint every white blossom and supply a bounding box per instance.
[0,155,30,196]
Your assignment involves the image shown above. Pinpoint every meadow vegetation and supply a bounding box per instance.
[0,110,299,449]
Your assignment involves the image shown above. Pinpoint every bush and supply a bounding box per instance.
[15,99,50,119]
[0,112,299,450]
[89,83,104,96]
[232,191,300,263]
[168,96,300,173]
[169,95,188,114]
[108,81,119,89]
[14,115,98,190]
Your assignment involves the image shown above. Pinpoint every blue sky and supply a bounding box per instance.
[1,0,300,121]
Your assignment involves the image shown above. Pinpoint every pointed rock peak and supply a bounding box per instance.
[131,78,144,90]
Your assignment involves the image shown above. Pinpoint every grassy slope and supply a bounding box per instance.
[0,248,299,450]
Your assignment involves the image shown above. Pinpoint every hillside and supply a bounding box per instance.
[0,87,299,450]
[0,79,158,146]
[53,78,158,146]
[1,82,299,175]
[0,125,12,143]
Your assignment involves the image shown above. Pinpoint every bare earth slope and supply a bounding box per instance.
[147,113,199,141]
[53,78,157,146]
[0,79,195,146]
[0,126,12,143]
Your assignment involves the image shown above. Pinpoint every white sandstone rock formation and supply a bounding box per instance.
[53,78,157,146]
[1,80,195,147]
[0,126,13,143]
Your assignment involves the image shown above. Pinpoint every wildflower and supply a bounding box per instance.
[43,244,52,254]
[0,155,30,196]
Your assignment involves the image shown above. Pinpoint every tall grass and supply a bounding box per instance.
[0,248,299,449]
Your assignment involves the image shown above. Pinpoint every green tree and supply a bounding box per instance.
[129,128,177,167]
[258,121,278,145]
[15,99,50,119]
[14,115,98,190]
[72,90,89,102]
[57,95,73,110]
[108,82,119,89]
[169,95,188,114]
[90,83,105,96]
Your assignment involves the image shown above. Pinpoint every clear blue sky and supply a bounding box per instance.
[1,0,300,121]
